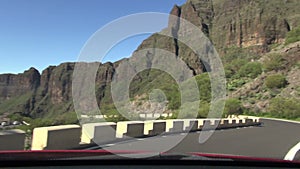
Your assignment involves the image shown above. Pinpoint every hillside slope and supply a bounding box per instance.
[0,0,300,126]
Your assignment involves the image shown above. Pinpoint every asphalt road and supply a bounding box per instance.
[95,119,300,160]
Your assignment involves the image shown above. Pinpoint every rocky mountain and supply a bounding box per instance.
[0,62,116,121]
[0,0,300,125]
[0,68,40,101]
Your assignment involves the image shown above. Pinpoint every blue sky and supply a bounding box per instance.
[0,0,186,74]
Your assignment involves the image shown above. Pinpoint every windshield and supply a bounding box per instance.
[0,0,300,165]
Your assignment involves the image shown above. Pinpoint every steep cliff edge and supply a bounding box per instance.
[0,68,40,102]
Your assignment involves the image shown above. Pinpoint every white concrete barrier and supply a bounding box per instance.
[196,119,204,128]
[0,129,25,150]
[29,116,261,150]
[167,119,209,132]
[165,119,184,132]
[218,116,261,129]
[31,125,81,150]
[219,119,240,129]
[244,119,254,125]
[235,119,244,127]
[183,119,199,131]
[81,122,116,144]
[116,121,144,138]
[237,115,260,123]
[225,118,241,127]
[219,119,231,128]
[209,119,221,129]
[198,118,257,130]
[200,119,216,130]
[243,118,260,126]
[144,120,166,136]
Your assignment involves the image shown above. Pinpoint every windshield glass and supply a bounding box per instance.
[0,0,300,164]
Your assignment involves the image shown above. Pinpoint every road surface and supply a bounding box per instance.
[92,119,300,160]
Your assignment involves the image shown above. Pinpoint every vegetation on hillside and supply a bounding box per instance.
[268,97,300,120]
[263,54,286,72]
[285,26,300,45]
[265,74,287,89]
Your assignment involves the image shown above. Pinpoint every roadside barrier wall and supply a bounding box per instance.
[0,129,25,150]
[31,125,81,150]
[166,119,184,133]
[28,116,261,149]
[116,121,144,138]
[81,122,116,144]
[144,120,166,136]
[183,119,198,131]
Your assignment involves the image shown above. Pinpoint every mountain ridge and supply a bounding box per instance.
[0,0,300,127]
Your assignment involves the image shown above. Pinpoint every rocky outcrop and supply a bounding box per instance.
[0,67,40,102]
[209,0,299,52]
[0,62,118,118]
[47,63,74,104]
[165,0,300,53]
[135,0,300,76]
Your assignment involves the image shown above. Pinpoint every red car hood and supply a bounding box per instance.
[0,149,299,164]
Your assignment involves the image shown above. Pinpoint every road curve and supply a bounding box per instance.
[96,119,300,160]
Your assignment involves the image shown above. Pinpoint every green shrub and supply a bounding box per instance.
[224,98,243,117]
[229,59,248,73]
[54,111,79,125]
[227,78,247,91]
[263,54,285,72]
[265,74,287,89]
[197,101,210,118]
[268,97,300,119]
[224,58,249,78]
[222,46,260,79]
[295,61,300,69]
[168,110,179,119]
[128,69,181,111]
[285,26,300,45]
[8,113,24,121]
[223,46,259,64]
[238,62,262,78]
[223,46,245,63]
[166,90,180,110]
[225,68,234,78]
[178,101,199,119]
[195,73,211,102]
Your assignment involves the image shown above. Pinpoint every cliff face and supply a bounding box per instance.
[0,68,40,102]
[136,0,300,75]
[0,62,116,119]
[0,0,299,121]
[196,0,299,52]
[174,0,299,52]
